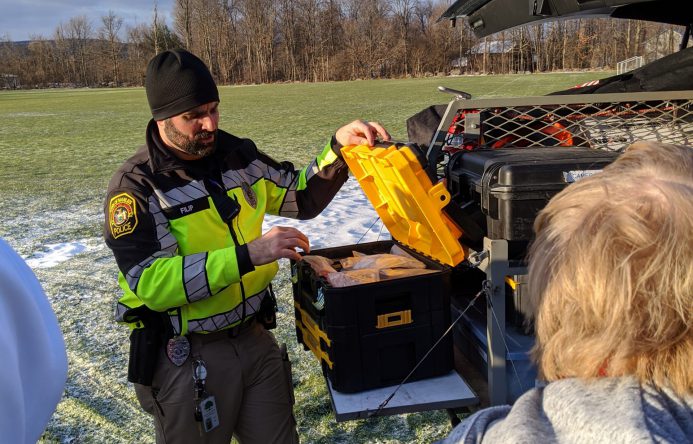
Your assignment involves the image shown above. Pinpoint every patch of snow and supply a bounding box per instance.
[23,239,100,269]
[263,177,390,250]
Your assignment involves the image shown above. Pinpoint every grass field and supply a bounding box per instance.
[0,72,608,443]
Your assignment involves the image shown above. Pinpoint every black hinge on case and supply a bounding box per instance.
[373,140,436,184]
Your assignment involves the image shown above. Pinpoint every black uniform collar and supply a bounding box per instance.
[145,119,225,174]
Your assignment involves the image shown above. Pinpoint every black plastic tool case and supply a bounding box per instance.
[292,240,453,393]
[447,147,619,243]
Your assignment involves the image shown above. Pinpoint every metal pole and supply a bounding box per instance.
[482,238,508,405]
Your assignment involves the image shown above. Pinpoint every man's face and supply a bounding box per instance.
[158,102,220,159]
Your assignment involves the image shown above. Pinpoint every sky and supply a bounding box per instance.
[0,0,174,41]
[24,177,391,268]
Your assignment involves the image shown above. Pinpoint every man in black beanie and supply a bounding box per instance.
[104,49,389,444]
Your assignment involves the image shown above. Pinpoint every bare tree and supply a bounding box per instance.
[218,0,244,84]
[26,36,59,86]
[100,11,124,85]
[173,0,193,49]
[390,0,417,76]
[341,0,391,79]
[237,0,277,83]
[3,1,690,87]
[277,0,301,80]
[53,16,94,85]
[124,24,151,84]
[153,1,161,54]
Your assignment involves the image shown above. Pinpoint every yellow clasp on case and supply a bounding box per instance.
[294,302,334,368]
[376,310,413,329]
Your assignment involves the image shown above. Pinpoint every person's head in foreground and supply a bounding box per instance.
[445,141,692,443]
[529,140,692,394]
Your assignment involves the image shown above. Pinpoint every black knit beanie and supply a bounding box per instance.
[145,49,219,121]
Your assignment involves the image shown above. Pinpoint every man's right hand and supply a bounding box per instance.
[247,226,310,265]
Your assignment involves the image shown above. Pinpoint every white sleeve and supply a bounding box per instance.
[0,238,68,444]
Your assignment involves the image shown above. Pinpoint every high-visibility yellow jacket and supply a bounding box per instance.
[104,120,348,335]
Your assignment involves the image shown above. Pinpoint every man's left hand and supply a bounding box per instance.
[335,120,390,147]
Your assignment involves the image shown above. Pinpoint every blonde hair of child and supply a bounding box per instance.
[527,141,692,397]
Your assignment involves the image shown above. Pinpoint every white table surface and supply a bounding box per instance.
[327,371,478,422]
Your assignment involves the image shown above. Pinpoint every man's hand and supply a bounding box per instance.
[335,120,390,147]
[247,226,310,265]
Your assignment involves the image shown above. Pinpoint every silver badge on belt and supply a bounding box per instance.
[166,335,190,366]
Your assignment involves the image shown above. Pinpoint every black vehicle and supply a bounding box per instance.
[440,0,691,39]
[406,0,693,406]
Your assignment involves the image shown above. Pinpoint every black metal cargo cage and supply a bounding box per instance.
[422,91,693,178]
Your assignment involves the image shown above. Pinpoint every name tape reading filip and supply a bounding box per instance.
[563,169,603,183]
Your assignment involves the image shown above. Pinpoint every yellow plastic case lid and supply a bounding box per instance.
[341,144,466,266]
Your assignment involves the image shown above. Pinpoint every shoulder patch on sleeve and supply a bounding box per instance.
[109,192,138,239]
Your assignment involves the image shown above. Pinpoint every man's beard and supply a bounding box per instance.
[164,119,217,157]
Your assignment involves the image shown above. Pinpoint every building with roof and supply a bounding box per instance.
[1,74,20,89]
[463,39,534,73]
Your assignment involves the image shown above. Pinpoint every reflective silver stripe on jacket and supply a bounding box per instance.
[169,313,182,336]
[305,159,320,183]
[279,190,299,218]
[125,250,174,291]
[187,288,267,333]
[261,160,296,189]
[277,159,319,217]
[124,194,177,291]
[153,180,207,209]
[183,252,211,303]
[149,196,178,253]
[114,302,130,323]
[221,161,264,189]
[221,159,296,191]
